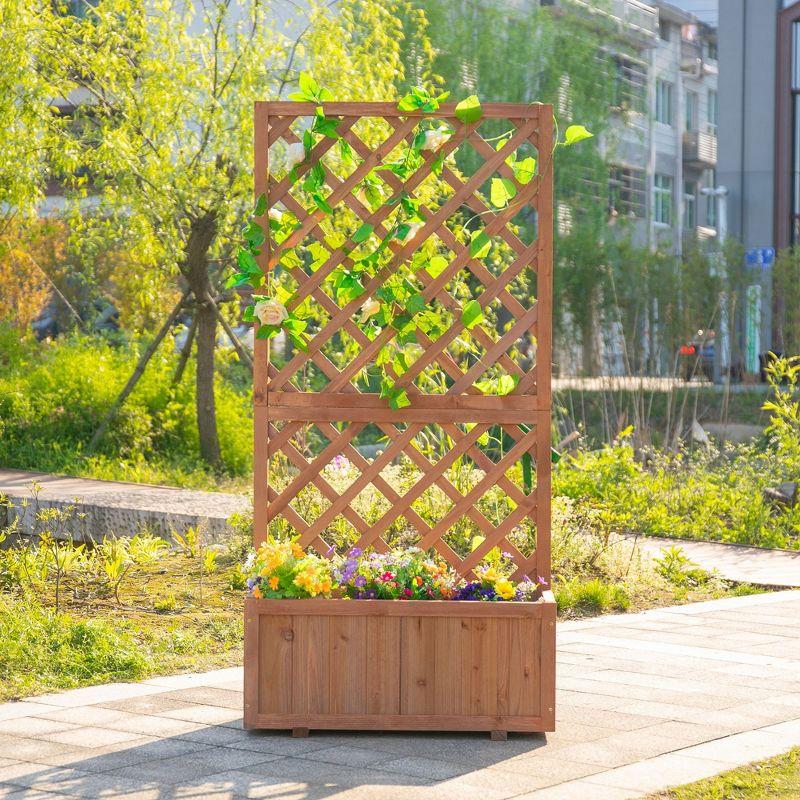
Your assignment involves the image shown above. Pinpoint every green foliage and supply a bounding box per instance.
[555,578,631,615]
[652,748,800,800]
[0,331,252,487]
[0,596,149,699]
[653,546,710,588]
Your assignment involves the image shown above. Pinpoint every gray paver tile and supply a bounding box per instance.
[155,687,242,709]
[39,727,143,749]
[515,779,639,799]
[0,718,79,738]
[110,747,279,785]
[301,745,396,769]
[69,737,210,773]
[587,753,735,792]
[170,770,307,800]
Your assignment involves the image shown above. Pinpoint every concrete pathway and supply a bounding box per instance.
[619,534,800,588]
[0,468,249,542]
[1,590,799,799]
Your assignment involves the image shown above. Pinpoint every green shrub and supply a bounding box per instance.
[555,577,631,616]
[0,329,252,486]
[0,596,150,698]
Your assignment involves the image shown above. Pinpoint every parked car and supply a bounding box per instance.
[679,329,715,381]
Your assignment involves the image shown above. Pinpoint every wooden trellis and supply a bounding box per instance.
[252,101,553,586]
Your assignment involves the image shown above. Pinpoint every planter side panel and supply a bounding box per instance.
[244,598,555,732]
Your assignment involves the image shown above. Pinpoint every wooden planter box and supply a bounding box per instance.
[243,594,556,735]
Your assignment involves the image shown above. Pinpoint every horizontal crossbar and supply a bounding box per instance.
[259,101,544,120]
[264,391,547,423]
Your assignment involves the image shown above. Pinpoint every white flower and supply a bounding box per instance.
[268,207,283,222]
[360,296,380,321]
[420,126,451,152]
[402,221,424,241]
[284,142,306,172]
[254,299,289,327]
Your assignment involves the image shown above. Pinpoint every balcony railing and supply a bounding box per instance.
[683,130,717,169]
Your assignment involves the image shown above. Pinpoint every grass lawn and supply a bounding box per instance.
[648,749,800,799]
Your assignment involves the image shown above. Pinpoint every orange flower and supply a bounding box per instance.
[252,586,263,599]
[269,576,280,590]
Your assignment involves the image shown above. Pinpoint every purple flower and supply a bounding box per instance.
[354,574,366,588]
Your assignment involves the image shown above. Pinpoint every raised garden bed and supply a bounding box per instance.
[244,594,556,736]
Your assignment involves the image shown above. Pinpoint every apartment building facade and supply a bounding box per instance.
[593,0,720,255]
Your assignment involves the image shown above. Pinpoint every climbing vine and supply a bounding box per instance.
[230,76,591,408]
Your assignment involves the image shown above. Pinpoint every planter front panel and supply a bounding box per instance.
[244,597,556,732]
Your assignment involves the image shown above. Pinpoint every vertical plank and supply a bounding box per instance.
[508,616,540,717]
[291,615,330,714]
[329,616,367,714]
[400,617,437,715]
[495,617,511,718]
[258,614,293,714]
[433,616,462,716]
[534,107,554,586]
[539,602,557,729]
[243,603,259,728]
[252,101,270,547]
[366,616,400,715]
[466,617,497,716]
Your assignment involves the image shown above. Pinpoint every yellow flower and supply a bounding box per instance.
[291,543,304,559]
[495,578,515,600]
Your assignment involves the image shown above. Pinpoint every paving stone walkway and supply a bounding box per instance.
[618,534,800,588]
[1,590,799,799]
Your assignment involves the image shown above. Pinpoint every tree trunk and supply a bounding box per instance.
[184,211,221,469]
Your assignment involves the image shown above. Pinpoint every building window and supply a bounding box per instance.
[685,90,698,132]
[705,39,718,61]
[654,174,673,225]
[683,181,697,229]
[612,55,648,114]
[609,165,647,218]
[705,170,718,228]
[707,89,718,134]
[659,19,671,41]
[656,79,673,125]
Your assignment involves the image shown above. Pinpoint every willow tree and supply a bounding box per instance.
[404,0,620,374]
[20,0,431,469]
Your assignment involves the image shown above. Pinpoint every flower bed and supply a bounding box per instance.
[244,539,548,602]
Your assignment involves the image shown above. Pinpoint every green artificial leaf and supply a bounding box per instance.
[564,124,593,146]
[303,162,325,193]
[521,452,532,495]
[388,388,411,410]
[334,270,365,304]
[405,292,426,315]
[243,220,265,248]
[391,313,413,332]
[496,374,518,395]
[461,299,484,329]
[311,193,333,215]
[512,156,536,184]
[254,193,267,216]
[426,255,448,278]
[338,138,353,163]
[455,95,482,124]
[236,247,258,273]
[490,177,517,208]
[469,229,491,259]
[352,223,374,244]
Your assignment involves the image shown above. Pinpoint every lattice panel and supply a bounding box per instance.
[253,101,553,583]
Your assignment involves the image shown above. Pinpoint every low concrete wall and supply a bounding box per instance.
[0,469,250,543]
